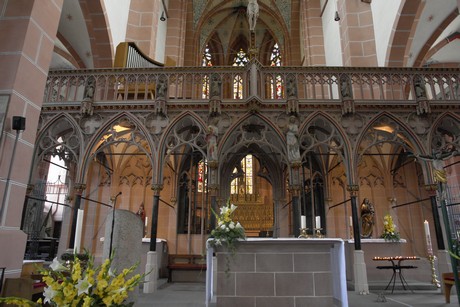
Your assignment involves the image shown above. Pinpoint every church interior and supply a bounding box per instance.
[0,0,460,304]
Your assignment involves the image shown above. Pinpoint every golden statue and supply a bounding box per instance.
[360,198,375,238]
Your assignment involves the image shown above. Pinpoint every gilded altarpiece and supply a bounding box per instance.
[230,193,273,236]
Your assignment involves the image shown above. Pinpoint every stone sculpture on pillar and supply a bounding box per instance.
[247,0,259,31]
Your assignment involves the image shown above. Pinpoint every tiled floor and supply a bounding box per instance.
[135,281,455,307]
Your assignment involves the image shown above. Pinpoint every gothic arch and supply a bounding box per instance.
[79,0,114,68]
[299,112,352,182]
[80,112,156,184]
[31,113,84,185]
[414,9,460,67]
[356,112,423,159]
[157,112,208,185]
[385,1,422,67]
[430,112,460,153]
[353,112,426,194]
[191,1,290,66]
[219,113,286,198]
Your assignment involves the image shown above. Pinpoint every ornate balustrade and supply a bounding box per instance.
[43,65,459,108]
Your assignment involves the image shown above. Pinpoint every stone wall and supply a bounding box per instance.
[211,238,346,307]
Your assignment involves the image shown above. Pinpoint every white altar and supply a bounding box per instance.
[206,238,348,307]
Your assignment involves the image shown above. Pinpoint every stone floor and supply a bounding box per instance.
[135,281,456,307]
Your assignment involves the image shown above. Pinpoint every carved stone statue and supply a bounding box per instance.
[210,74,222,99]
[360,198,375,238]
[286,116,301,162]
[206,123,219,161]
[340,75,352,99]
[286,76,297,98]
[247,0,259,31]
[156,78,167,100]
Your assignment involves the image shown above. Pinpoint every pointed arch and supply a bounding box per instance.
[79,0,114,68]
[385,1,422,67]
[31,113,84,185]
[429,112,460,153]
[300,111,352,183]
[80,112,157,184]
[354,112,425,183]
[156,111,208,184]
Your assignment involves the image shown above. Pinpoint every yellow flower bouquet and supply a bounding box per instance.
[380,214,400,242]
[0,253,144,306]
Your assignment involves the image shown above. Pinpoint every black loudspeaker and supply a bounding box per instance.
[12,116,26,131]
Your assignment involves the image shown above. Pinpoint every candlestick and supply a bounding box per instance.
[301,215,306,229]
[428,254,441,288]
[315,216,321,229]
[298,228,309,238]
[424,220,433,255]
[74,209,84,253]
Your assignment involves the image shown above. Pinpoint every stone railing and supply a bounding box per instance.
[43,64,460,107]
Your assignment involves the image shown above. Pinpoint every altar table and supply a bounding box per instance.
[206,238,348,307]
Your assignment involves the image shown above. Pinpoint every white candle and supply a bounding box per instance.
[349,216,353,227]
[145,216,148,227]
[316,216,321,229]
[301,215,306,229]
[424,220,433,255]
[74,209,84,253]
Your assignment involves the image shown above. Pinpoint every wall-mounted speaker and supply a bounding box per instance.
[12,116,26,131]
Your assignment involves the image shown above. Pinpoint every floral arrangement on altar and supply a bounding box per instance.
[0,252,144,307]
[208,199,246,254]
[380,214,400,242]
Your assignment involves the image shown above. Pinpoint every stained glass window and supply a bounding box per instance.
[231,154,253,195]
[269,43,283,99]
[232,48,249,99]
[202,45,213,99]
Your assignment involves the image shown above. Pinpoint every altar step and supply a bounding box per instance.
[367,280,439,291]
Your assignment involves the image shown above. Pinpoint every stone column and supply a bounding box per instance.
[68,184,86,249]
[208,161,219,231]
[0,0,63,277]
[425,185,445,250]
[250,61,258,97]
[144,184,162,293]
[347,184,368,294]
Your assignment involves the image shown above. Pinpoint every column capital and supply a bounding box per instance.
[208,160,218,169]
[289,161,302,169]
[74,184,86,195]
[424,184,438,196]
[26,184,34,195]
[347,184,359,196]
[151,184,163,195]
[424,184,438,191]
[288,185,301,196]
[208,184,219,193]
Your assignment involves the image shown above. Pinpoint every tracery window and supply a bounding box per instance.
[232,48,249,99]
[231,154,253,195]
[202,44,213,99]
[269,43,283,99]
